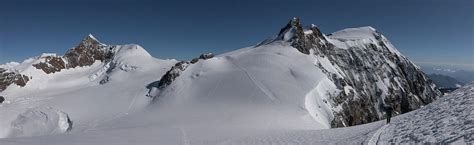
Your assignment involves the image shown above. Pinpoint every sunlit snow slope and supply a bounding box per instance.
[0,18,449,144]
[0,36,177,138]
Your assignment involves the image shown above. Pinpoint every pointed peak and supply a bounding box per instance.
[292,17,299,22]
[290,17,301,27]
[85,33,100,42]
[81,34,105,46]
[277,17,303,38]
[87,33,98,41]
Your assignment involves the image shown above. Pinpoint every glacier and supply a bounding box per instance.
[0,18,469,144]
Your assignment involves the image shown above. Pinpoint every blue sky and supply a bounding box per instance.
[1,0,472,70]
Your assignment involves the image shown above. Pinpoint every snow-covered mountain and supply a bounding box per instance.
[0,35,177,137]
[0,18,442,141]
[148,17,441,127]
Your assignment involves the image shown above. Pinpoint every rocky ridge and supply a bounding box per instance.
[0,68,29,92]
[274,18,441,127]
[153,18,441,127]
[32,34,113,74]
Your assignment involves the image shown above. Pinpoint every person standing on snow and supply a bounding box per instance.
[385,104,394,124]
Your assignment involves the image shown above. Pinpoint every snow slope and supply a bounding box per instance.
[0,18,454,144]
[378,83,474,144]
[147,42,337,130]
[0,83,470,145]
[0,40,177,138]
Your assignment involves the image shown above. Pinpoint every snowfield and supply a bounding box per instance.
[0,44,177,138]
[0,24,471,144]
[378,83,474,144]
[0,83,471,144]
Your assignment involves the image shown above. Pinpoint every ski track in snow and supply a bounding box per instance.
[180,127,190,145]
[368,124,388,145]
[227,57,278,102]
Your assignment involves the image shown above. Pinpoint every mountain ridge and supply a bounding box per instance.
[0,18,441,129]
[150,17,441,127]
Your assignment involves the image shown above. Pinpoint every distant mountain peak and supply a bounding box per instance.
[80,34,105,48]
[87,34,100,42]
[273,17,330,54]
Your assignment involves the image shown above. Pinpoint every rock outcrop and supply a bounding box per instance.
[0,68,29,92]
[191,53,215,64]
[157,61,190,90]
[274,18,441,127]
[33,34,113,74]
[150,52,215,97]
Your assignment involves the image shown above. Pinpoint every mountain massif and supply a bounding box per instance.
[0,18,442,140]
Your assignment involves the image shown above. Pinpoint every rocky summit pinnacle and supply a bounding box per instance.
[32,34,114,74]
[259,17,441,127]
[81,34,105,47]
[272,17,330,54]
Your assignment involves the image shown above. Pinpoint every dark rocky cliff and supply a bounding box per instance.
[33,34,113,74]
[275,18,441,127]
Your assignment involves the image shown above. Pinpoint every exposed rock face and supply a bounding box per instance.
[261,17,331,54]
[0,68,29,92]
[191,53,215,64]
[157,61,190,89]
[32,56,66,74]
[2,34,116,91]
[275,18,441,127]
[32,34,113,74]
[63,34,113,68]
[154,53,214,94]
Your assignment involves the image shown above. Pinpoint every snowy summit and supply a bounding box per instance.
[0,18,470,144]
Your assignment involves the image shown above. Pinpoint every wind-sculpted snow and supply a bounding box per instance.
[7,107,72,138]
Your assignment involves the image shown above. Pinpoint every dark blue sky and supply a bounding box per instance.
[1,0,473,70]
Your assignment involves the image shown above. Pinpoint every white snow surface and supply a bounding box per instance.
[1,82,471,144]
[0,40,343,143]
[329,26,378,40]
[0,44,177,138]
[378,83,474,144]
[0,29,471,144]
[7,106,71,138]
[150,42,337,130]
